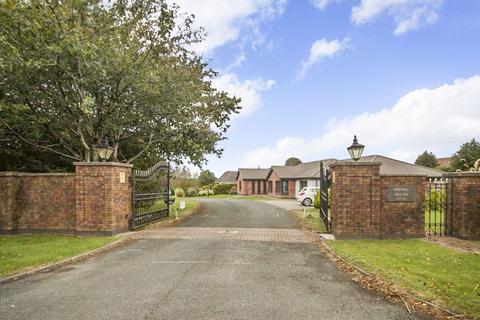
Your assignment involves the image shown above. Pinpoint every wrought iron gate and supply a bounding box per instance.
[425,177,452,236]
[319,161,331,233]
[130,161,174,229]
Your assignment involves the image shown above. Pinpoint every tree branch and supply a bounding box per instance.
[126,134,154,164]
[0,117,81,161]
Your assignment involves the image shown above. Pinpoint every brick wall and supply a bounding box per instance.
[237,179,266,195]
[0,162,132,235]
[444,172,480,240]
[267,170,280,196]
[380,175,426,238]
[0,173,76,233]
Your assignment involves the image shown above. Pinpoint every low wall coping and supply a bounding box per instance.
[329,161,382,168]
[443,171,480,177]
[73,161,133,168]
[0,172,75,177]
[380,174,428,177]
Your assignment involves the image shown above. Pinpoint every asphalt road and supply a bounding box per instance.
[0,199,427,320]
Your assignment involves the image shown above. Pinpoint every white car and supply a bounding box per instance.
[297,187,320,206]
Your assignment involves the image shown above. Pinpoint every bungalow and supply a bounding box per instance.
[261,155,443,199]
[216,171,238,184]
[236,168,270,195]
[265,159,336,199]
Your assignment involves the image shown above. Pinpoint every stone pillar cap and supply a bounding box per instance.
[73,161,133,168]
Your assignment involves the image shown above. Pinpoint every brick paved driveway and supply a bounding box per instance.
[0,199,428,320]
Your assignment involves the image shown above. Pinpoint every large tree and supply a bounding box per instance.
[414,151,438,168]
[450,138,480,171]
[198,170,215,187]
[0,0,240,171]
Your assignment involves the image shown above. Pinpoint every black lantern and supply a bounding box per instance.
[95,137,114,162]
[347,135,364,161]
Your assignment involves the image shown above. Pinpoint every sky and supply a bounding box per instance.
[172,0,480,177]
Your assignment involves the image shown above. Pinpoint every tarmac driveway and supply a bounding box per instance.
[0,199,427,320]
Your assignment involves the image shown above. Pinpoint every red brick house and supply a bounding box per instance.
[265,160,335,199]
[437,157,451,168]
[236,168,269,195]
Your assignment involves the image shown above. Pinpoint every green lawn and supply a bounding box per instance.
[0,235,115,277]
[292,207,327,233]
[328,239,480,318]
[192,194,278,201]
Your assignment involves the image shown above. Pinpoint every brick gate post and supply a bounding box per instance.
[444,172,480,240]
[330,162,382,239]
[74,162,133,235]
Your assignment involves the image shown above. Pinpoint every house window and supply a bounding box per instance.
[257,180,261,194]
[281,180,288,195]
[267,181,273,193]
[239,181,242,191]
[275,181,280,194]
[252,181,256,194]
[299,180,308,191]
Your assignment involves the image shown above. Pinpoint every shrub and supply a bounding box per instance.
[186,187,199,197]
[313,188,331,209]
[314,191,320,209]
[425,189,445,210]
[213,183,235,195]
[175,188,185,198]
[230,185,237,195]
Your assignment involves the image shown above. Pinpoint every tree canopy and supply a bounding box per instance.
[198,170,215,187]
[285,157,302,166]
[414,151,438,168]
[0,0,240,171]
[450,138,480,171]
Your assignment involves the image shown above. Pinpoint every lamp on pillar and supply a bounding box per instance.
[347,135,364,161]
[95,137,114,162]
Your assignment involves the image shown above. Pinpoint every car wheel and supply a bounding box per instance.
[303,198,312,206]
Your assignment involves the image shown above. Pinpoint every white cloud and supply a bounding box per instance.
[351,0,443,35]
[310,0,341,10]
[212,73,276,117]
[172,0,287,54]
[297,38,349,79]
[245,75,480,167]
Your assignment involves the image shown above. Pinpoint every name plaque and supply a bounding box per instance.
[387,186,416,202]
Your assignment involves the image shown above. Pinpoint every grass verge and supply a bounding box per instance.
[145,197,200,228]
[292,207,326,233]
[0,235,115,277]
[327,239,480,318]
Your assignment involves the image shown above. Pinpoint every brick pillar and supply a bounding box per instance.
[330,162,382,239]
[444,172,480,240]
[74,162,133,235]
[0,173,19,233]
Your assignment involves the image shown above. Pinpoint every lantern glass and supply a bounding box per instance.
[95,137,114,161]
[347,135,364,161]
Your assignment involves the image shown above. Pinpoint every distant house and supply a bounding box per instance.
[236,155,443,199]
[216,171,238,184]
[265,160,336,199]
[236,168,270,195]
[437,157,451,168]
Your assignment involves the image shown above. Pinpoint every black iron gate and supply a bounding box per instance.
[130,161,174,229]
[425,177,452,236]
[319,161,331,233]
